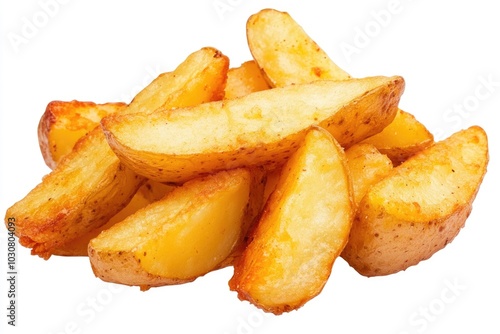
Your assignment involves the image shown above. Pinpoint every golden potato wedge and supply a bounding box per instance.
[125,47,228,114]
[224,60,271,100]
[246,8,351,87]
[247,8,434,166]
[38,100,126,169]
[7,128,143,259]
[52,180,174,256]
[39,101,174,256]
[102,75,404,183]
[229,127,354,314]
[345,143,393,207]
[89,168,253,290]
[360,109,434,165]
[5,47,229,259]
[342,126,489,277]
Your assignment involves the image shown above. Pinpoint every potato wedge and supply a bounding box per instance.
[7,128,143,259]
[39,101,174,256]
[247,8,433,166]
[360,109,434,165]
[102,75,404,183]
[246,8,351,87]
[125,47,228,113]
[5,47,229,258]
[341,126,489,277]
[52,180,174,256]
[229,127,354,314]
[345,143,393,208]
[224,60,271,100]
[89,168,253,290]
[38,100,126,169]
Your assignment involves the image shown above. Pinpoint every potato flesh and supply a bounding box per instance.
[376,129,486,220]
[230,128,354,314]
[247,8,351,87]
[345,143,393,207]
[360,109,434,164]
[342,126,489,276]
[89,169,251,287]
[102,76,404,183]
[38,100,126,169]
[224,60,271,99]
[138,178,249,278]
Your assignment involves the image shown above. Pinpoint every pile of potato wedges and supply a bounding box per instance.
[4,9,488,314]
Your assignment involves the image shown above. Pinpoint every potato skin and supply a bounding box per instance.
[342,126,489,276]
[88,243,189,291]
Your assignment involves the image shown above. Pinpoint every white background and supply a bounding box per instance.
[1,1,499,333]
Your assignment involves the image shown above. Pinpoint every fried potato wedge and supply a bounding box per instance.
[38,101,174,256]
[247,8,433,167]
[89,168,253,290]
[52,180,174,256]
[345,143,393,207]
[229,127,354,314]
[125,47,228,113]
[360,109,434,165]
[102,75,404,183]
[5,47,229,258]
[224,60,271,100]
[246,8,351,87]
[6,128,143,259]
[342,126,489,276]
[38,100,126,169]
